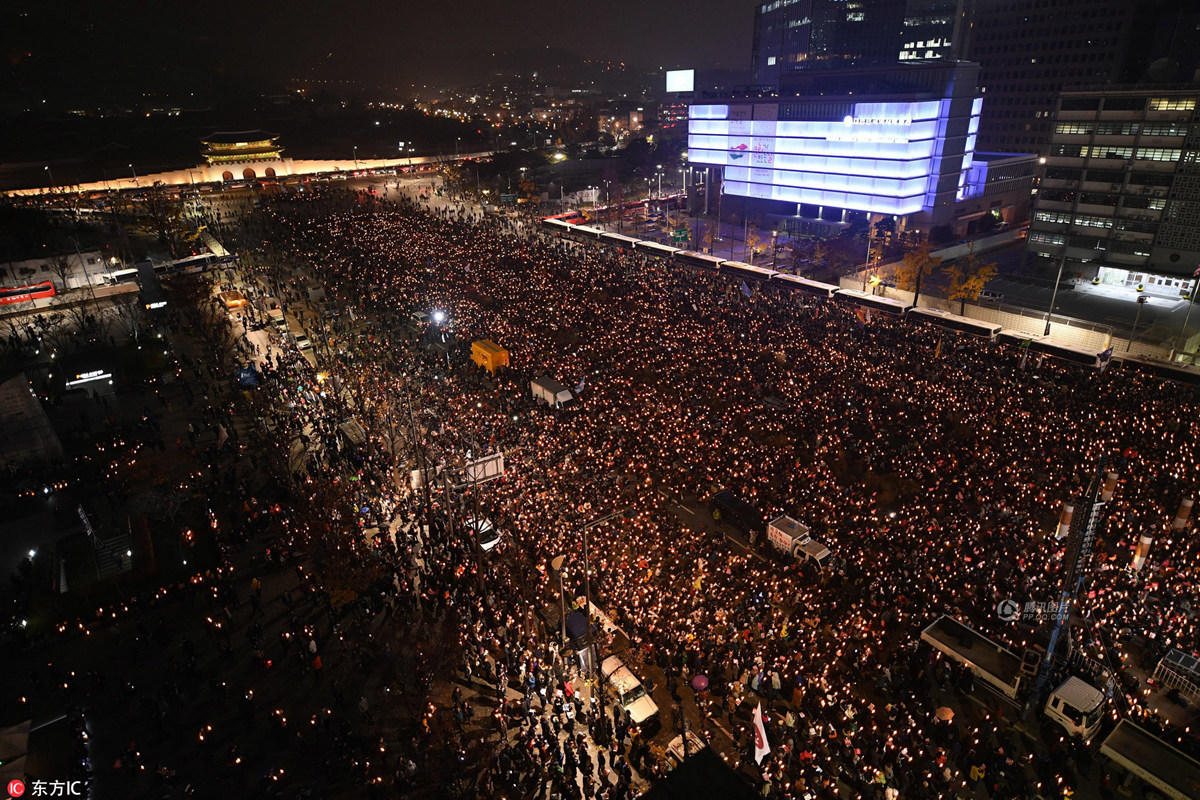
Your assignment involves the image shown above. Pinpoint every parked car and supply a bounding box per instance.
[600,655,659,732]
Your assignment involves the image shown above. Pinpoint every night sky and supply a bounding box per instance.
[4,0,755,100]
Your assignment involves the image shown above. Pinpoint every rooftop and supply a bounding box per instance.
[201,130,280,145]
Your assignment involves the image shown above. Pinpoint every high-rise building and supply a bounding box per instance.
[751,0,911,86]
[899,0,971,62]
[968,0,1139,154]
[751,0,1200,154]
[1028,86,1200,293]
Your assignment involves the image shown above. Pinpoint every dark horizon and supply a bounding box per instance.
[2,0,755,103]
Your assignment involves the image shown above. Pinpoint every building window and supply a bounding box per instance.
[1149,97,1197,112]
[1140,123,1189,137]
[1135,148,1182,162]
[1081,145,1134,159]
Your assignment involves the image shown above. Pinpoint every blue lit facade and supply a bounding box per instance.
[688,94,984,225]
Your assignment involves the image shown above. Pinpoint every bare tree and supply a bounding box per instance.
[48,255,73,292]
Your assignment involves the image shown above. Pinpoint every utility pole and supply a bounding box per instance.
[862,221,875,291]
[1044,250,1067,336]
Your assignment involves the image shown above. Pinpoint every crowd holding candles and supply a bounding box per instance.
[213,183,1200,798]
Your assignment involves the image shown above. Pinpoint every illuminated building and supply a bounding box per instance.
[201,131,283,166]
[689,61,1031,235]
[1028,87,1200,294]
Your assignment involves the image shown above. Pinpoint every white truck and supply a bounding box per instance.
[530,376,574,407]
[1101,718,1200,800]
[921,615,1107,741]
[767,515,832,568]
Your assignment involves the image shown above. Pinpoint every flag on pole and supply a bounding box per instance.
[1099,346,1114,373]
[934,337,943,359]
[752,702,771,764]
[854,307,869,327]
[741,280,752,298]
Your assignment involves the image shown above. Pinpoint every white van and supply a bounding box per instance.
[600,655,659,731]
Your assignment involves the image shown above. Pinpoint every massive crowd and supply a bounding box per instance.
[241,184,1200,799]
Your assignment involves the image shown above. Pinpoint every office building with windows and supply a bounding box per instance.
[1028,87,1200,295]
[751,0,1200,156]
[752,0,967,86]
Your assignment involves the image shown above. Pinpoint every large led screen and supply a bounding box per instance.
[666,69,695,93]
[687,100,979,216]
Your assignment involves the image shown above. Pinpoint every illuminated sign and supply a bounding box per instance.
[66,370,113,387]
[145,301,168,309]
[847,116,913,126]
[666,69,695,93]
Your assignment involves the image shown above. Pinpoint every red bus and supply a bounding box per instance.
[0,281,56,305]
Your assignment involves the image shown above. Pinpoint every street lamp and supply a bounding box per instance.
[353,146,359,170]
[44,164,56,194]
[129,163,139,186]
[1128,295,1148,351]
[456,137,461,160]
